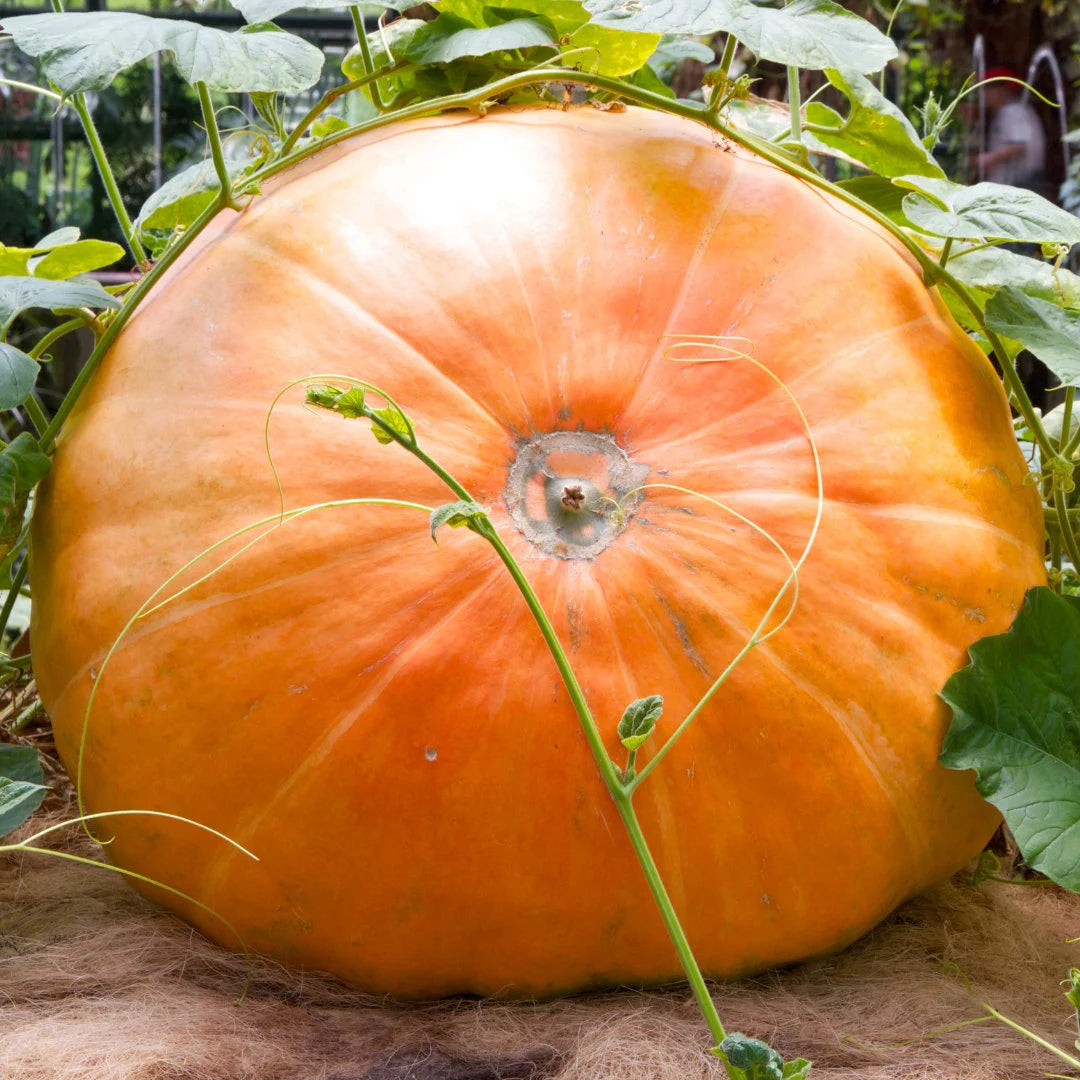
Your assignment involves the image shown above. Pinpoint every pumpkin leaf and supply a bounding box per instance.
[715,1033,811,1080]
[0,229,123,279]
[568,22,660,76]
[947,246,1080,310]
[27,240,125,280]
[400,13,557,64]
[983,287,1080,388]
[429,500,486,541]
[135,156,256,238]
[0,12,324,94]
[0,744,47,839]
[583,0,895,73]
[940,585,1080,893]
[0,434,51,566]
[834,175,916,227]
[646,32,714,79]
[370,403,412,444]
[0,743,45,786]
[895,175,1080,247]
[0,276,120,337]
[305,384,367,417]
[805,70,945,179]
[234,0,398,19]
[0,344,40,410]
[617,694,663,751]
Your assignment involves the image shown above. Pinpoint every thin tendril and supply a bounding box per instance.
[262,372,419,522]
[77,497,431,824]
[626,334,824,792]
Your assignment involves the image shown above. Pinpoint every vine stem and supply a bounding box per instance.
[70,94,148,268]
[22,393,49,438]
[349,5,385,111]
[197,82,242,211]
[360,412,734,1066]
[717,34,737,78]
[787,65,803,145]
[28,317,86,361]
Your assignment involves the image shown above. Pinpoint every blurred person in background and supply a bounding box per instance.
[976,65,1047,192]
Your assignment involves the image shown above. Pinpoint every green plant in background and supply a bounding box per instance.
[1,0,1080,1075]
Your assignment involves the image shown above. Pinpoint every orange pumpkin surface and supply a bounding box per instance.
[31,106,1045,998]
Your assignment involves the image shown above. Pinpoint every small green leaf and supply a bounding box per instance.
[895,175,1080,247]
[0,434,49,563]
[401,13,557,64]
[0,744,47,839]
[305,384,367,417]
[0,276,120,337]
[984,287,1080,387]
[965,848,1002,886]
[0,344,40,410]
[940,586,1080,893]
[370,404,411,444]
[716,1033,808,1080]
[584,0,895,73]
[0,12,324,94]
[35,227,81,250]
[28,240,125,280]
[0,235,124,279]
[311,114,350,138]
[806,70,945,179]
[646,32,714,79]
[617,694,663,751]
[429,500,485,541]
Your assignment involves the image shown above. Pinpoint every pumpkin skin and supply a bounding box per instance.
[31,105,1045,999]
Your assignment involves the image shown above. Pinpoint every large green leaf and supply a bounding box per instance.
[0,344,40,410]
[895,175,1080,247]
[835,175,916,227]
[983,287,1080,387]
[135,157,254,238]
[646,32,714,79]
[0,12,324,94]
[234,0,397,19]
[583,0,895,72]
[401,13,557,64]
[568,22,660,75]
[947,246,1080,310]
[0,276,120,337]
[805,69,944,178]
[940,586,1080,893]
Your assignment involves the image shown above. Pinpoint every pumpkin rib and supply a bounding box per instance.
[750,638,935,868]
[195,562,511,906]
[226,231,510,438]
[611,151,746,431]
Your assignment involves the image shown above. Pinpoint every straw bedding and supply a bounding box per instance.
[2,775,1078,1080]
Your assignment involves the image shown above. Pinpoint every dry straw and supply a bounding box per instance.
[2,807,1078,1080]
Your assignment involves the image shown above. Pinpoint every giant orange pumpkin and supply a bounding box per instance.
[31,106,1044,999]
